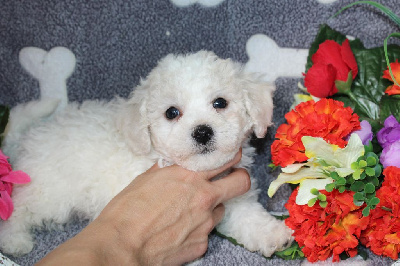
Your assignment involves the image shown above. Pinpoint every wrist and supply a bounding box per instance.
[87,216,143,265]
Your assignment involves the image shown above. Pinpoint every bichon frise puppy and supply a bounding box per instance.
[0,51,292,257]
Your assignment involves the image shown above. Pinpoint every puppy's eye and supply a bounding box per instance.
[165,107,180,120]
[213,98,228,109]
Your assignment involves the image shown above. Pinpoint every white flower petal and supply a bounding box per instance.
[268,167,325,198]
[337,133,365,168]
[302,136,341,167]
[281,163,306,173]
[296,178,334,205]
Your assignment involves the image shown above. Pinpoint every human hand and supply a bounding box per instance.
[38,150,250,266]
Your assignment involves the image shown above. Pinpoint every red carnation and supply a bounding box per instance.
[360,166,400,260]
[271,98,360,167]
[304,39,358,98]
[285,188,369,262]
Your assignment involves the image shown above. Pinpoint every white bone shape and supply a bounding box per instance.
[19,47,76,111]
[244,34,309,82]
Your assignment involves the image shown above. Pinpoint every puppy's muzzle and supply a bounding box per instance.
[192,124,214,145]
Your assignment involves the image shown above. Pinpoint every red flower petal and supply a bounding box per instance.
[304,63,337,98]
[385,84,400,95]
[312,40,350,81]
[340,39,358,79]
[383,60,400,83]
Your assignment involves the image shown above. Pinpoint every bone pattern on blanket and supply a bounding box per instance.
[0,0,399,265]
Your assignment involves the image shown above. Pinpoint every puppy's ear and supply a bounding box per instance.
[116,84,152,155]
[242,75,275,138]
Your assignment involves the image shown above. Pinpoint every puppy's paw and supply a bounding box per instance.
[258,220,294,257]
[0,229,34,256]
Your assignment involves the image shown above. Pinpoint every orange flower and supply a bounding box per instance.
[383,60,400,95]
[271,99,360,167]
[360,166,400,260]
[285,188,369,262]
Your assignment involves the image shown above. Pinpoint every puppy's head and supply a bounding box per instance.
[118,51,274,171]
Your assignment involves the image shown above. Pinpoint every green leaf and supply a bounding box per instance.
[362,206,371,217]
[350,181,365,192]
[273,242,304,260]
[372,177,380,186]
[310,188,319,195]
[365,183,376,194]
[308,197,317,207]
[380,95,400,124]
[369,197,380,207]
[213,230,244,248]
[351,162,359,170]
[338,186,346,193]
[318,193,327,201]
[268,163,278,171]
[353,170,361,180]
[365,167,375,177]
[319,201,328,208]
[359,172,366,180]
[335,71,354,94]
[336,177,346,186]
[330,171,340,180]
[359,160,367,168]
[374,164,382,177]
[351,45,400,121]
[346,176,355,185]
[364,142,374,153]
[325,183,335,192]
[366,156,376,166]
[366,152,379,162]
[366,192,376,200]
[354,192,365,201]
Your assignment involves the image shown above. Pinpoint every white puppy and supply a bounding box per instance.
[0,51,292,257]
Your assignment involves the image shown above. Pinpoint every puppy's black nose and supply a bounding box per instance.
[192,125,214,145]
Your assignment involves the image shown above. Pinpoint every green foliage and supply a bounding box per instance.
[325,148,382,216]
[273,242,304,260]
[308,188,328,208]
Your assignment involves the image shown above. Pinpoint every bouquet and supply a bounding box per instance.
[268,1,400,262]
[0,106,30,221]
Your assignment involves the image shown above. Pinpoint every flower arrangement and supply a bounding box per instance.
[0,106,30,221]
[268,1,400,263]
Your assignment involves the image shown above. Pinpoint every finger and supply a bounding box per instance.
[212,203,225,226]
[211,168,250,205]
[201,149,242,180]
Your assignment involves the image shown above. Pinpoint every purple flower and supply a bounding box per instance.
[350,120,373,145]
[380,140,400,168]
[377,115,400,149]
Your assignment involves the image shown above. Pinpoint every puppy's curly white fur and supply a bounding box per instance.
[0,51,292,257]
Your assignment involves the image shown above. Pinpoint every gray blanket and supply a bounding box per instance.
[0,0,399,265]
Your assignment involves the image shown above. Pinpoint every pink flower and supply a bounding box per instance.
[0,150,30,220]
